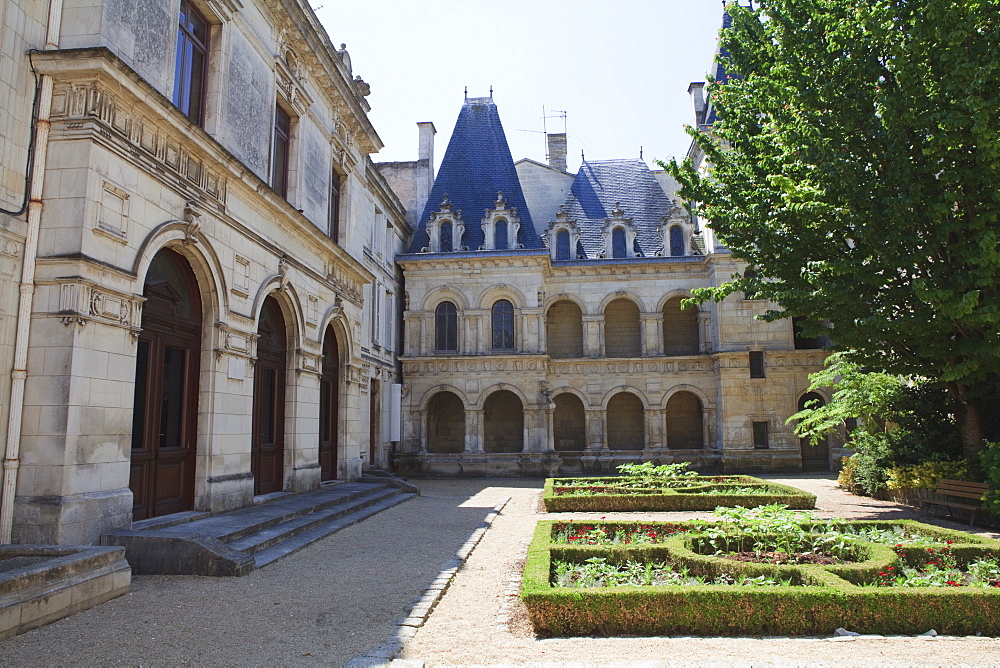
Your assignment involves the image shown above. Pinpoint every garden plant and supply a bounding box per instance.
[544,463,816,512]
[523,506,1000,636]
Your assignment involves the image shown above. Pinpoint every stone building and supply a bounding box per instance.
[388,87,842,477]
[0,0,408,545]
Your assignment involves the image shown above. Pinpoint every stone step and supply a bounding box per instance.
[101,481,417,576]
[251,492,416,568]
[227,486,403,555]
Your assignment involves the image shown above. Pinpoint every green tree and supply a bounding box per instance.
[667,0,1000,458]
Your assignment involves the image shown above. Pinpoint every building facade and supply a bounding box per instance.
[0,0,408,545]
[389,92,843,477]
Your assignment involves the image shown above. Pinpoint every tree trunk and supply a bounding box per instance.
[950,384,985,461]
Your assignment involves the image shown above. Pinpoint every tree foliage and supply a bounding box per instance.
[667,0,1000,456]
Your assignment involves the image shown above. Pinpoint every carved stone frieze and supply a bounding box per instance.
[56,279,144,335]
[49,81,227,205]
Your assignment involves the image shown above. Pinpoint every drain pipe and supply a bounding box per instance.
[1,0,62,543]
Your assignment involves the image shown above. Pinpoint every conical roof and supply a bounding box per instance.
[407,96,539,253]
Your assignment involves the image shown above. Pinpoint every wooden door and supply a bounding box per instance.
[252,297,286,495]
[799,392,830,472]
[319,330,339,481]
[130,249,201,521]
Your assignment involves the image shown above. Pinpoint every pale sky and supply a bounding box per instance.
[315,1,728,174]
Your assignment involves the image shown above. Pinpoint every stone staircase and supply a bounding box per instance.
[101,481,416,576]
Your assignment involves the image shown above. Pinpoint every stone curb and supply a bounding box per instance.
[346,497,512,668]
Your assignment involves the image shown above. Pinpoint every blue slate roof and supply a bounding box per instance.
[705,10,740,126]
[407,97,540,253]
[560,159,673,258]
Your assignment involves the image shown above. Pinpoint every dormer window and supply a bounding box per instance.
[669,226,684,256]
[600,203,639,259]
[480,191,521,250]
[425,194,465,252]
[546,205,582,261]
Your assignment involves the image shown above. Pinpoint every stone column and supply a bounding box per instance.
[646,407,666,453]
[465,409,484,452]
[585,408,607,452]
[698,311,712,353]
[582,315,602,358]
[641,313,660,357]
[521,308,542,354]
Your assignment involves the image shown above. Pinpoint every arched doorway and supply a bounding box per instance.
[607,392,644,450]
[130,248,202,520]
[799,392,830,472]
[553,393,585,451]
[252,296,286,494]
[665,391,704,449]
[484,390,523,453]
[319,327,339,481]
[427,391,465,453]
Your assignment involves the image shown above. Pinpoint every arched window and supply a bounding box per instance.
[662,296,699,355]
[435,301,458,352]
[604,298,641,357]
[440,222,453,252]
[611,227,627,259]
[491,299,514,350]
[669,226,684,256]
[546,300,583,358]
[666,391,703,449]
[495,219,508,250]
[427,391,465,453]
[556,229,571,260]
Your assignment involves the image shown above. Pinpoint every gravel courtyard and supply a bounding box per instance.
[1,475,998,667]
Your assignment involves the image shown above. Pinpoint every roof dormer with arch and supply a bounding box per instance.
[423,194,466,252]
[479,191,522,250]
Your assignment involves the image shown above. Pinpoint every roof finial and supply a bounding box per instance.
[464,86,468,100]
[581,149,585,163]
[640,146,643,160]
[489,85,493,98]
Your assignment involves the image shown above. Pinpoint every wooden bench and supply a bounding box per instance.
[917,479,988,527]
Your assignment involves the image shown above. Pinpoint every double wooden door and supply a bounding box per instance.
[131,250,201,521]
[252,297,286,495]
[318,332,339,481]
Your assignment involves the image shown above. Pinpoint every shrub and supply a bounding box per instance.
[886,459,970,491]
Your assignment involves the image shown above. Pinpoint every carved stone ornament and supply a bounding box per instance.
[183,200,202,245]
[278,257,292,292]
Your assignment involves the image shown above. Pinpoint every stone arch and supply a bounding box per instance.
[662,295,699,355]
[423,285,469,311]
[133,226,227,323]
[553,392,586,452]
[546,299,583,358]
[426,390,466,454]
[665,391,704,449]
[604,297,641,358]
[477,283,527,309]
[251,279,306,349]
[662,384,713,409]
[543,292,588,315]
[483,389,524,453]
[318,323,343,481]
[598,291,647,313]
[317,303,354,363]
[606,391,645,450]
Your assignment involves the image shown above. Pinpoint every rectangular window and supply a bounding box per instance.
[752,421,769,449]
[749,350,765,378]
[271,105,291,198]
[329,171,342,242]
[173,0,209,126]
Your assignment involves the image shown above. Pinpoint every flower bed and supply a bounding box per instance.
[523,509,1000,636]
[543,475,816,512]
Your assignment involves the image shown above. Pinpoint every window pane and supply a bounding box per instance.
[752,421,769,449]
[495,220,507,249]
[329,171,341,240]
[611,228,627,258]
[670,226,684,256]
[440,222,452,252]
[271,106,290,197]
[173,0,209,126]
[492,300,514,350]
[435,302,457,352]
[749,351,765,378]
[556,230,570,260]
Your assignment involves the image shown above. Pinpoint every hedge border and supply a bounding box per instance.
[543,476,817,512]
[523,519,1000,637]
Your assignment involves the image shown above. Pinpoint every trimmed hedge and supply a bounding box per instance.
[543,476,816,512]
[523,519,1000,637]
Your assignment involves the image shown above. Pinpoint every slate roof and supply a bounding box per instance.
[705,10,740,126]
[560,159,674,258]
[407,97,540,253]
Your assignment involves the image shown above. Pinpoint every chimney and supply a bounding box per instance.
[417,121,436,180]
[688,82,706,127]
[546,133,567,172]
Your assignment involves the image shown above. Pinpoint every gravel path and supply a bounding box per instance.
[396,474,1000,667]
[1,475,998,667]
